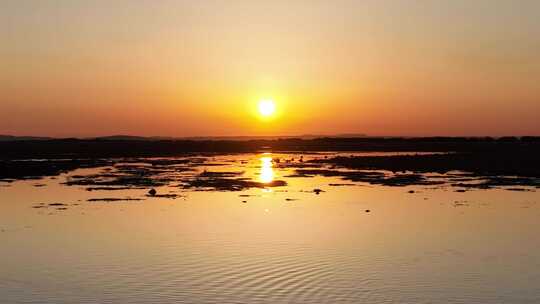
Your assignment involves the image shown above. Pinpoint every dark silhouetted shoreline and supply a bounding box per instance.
[1,136,539,159]
[1,137,539,187]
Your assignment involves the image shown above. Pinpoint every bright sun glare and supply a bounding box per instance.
[258,99,276,117]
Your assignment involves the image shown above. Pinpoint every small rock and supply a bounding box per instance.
[313,189,324,195]
[408,190,415,194]
[148,188,157,196]
[48,203,66,206]
[365,209,371,213]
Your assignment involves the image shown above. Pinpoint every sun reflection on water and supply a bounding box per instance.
[259,155,274,184]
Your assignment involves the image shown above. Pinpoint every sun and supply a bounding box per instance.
[258,99,276,117]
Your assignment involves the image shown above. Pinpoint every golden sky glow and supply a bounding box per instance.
[1,0,540,137]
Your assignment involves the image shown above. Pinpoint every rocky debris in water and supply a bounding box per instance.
[408,190,415,194]
[293,169,443,187]
[453,200,469,207]
[365,209,371,213]
[48,203,67,206]
[0,159,113,181]
[31,202,69,209]
[382,174,440,187]
[313,188,324,195]
[307,151,540,189]
[310,151,540,177]
[148,188,157,196]
[242,200,247,203]
[33,183,46,187]
[284,173,313,178]
[65,173,172,189]
[62,159,199,191]
[506,188,532,192]
[146,193,183,199]
[22,155,287,193]
[292,167,540,190]
[62,159,245,192]
[87,197,145,202]
[183,174,287,191]
[86,186,141,191]
[452,176,540,190]
[455,189,467,192]
[199,171,245,178]
[285,198,298,201]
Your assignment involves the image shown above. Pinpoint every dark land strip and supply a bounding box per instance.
[1,136,539,159]
[1,137,539,190]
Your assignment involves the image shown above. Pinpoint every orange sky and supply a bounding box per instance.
[1,0,540,137]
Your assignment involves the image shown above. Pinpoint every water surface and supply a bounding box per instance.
[1,153,539,303]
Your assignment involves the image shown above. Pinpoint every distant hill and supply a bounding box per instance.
[0,135,52,141]
[92,135,176,141]
[177,134,368,141]
[0,134,367,142]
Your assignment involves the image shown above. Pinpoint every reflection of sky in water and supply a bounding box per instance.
[259,156,274,184]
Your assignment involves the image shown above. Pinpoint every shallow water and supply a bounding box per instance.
[1,153,540,303]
